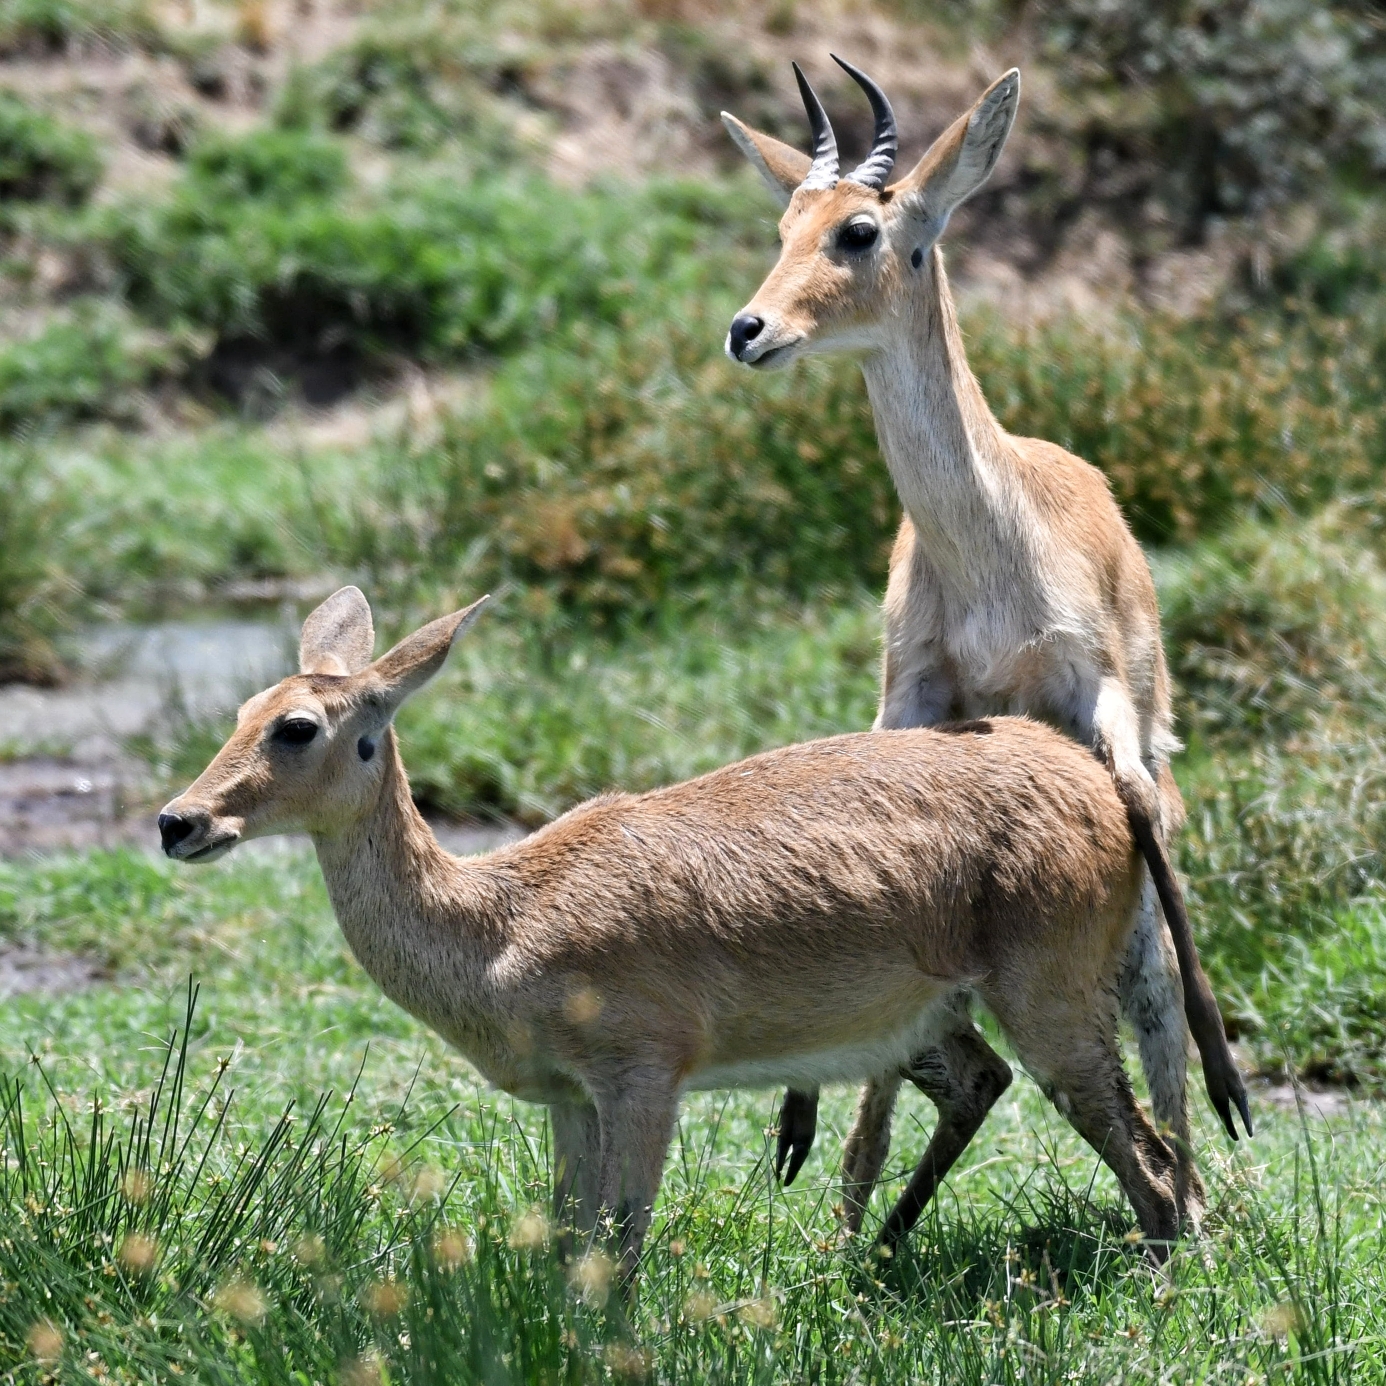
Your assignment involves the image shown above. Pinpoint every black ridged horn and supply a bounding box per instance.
[792,61,839,191]
[832,54,897,191]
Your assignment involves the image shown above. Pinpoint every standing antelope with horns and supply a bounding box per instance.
[161,586,1194,1273]
[722,57,1250,1234]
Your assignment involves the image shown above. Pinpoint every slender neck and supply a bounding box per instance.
[310,732,509,1010]
[860,248,1022,561]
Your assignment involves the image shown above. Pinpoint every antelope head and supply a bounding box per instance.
[723,58,1019,368]
[157,587,487,861]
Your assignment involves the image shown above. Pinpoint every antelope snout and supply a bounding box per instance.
[158,810,197,853]
[725,311,803,368]
[726,312,765,361]
[157,800,240,864]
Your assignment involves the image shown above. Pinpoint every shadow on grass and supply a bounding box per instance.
[865,1178,1147,1317]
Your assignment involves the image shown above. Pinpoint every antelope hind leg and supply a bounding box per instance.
[552,1100,602,1260]
[1041,1036,1179,1262]
[840,1073,902,1237]
[994,977,1180,1263]
[1128,807,1252,1140]
[878,1021,1012,1249]
[594,1081,679,1285]
[1089,677,1251,1140]
[1119,874,1205,1231]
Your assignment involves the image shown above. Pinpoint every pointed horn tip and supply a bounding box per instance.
[829,53,897,192]
[790,58,840,188]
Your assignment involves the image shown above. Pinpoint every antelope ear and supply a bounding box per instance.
[721,112,810,207]
[889,69,1019,225]
[300,586,375,676]
[368,596,489,715]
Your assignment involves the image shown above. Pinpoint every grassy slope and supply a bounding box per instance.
[1,845,1383,1383]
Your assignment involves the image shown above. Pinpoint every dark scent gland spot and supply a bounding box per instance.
[911,247,923,269]
[358,736,376,762]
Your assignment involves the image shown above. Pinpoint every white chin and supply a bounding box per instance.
[746,343,798,370]
[181,836,239,865]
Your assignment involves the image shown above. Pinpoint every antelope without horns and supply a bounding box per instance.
[161,586,1194,1277]
[722,56,1250,1220]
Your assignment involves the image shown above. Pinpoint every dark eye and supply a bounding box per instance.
[838,218,879,252]
[275,718,319,746]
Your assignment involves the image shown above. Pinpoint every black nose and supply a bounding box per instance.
[728,313,765,359]
[158,812,194,854]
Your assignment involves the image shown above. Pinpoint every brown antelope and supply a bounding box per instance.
[161,586,1195,1274]
[722,57,1249,1232]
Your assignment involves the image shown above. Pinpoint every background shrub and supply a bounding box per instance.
[0,91,100,204]
[0,0,163,55]
[998,0,1386,246]
[0,450,75,683]
[0,302,189,431]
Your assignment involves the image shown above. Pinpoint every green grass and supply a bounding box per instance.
[0,844,1382,1382]
[0,445,76,683]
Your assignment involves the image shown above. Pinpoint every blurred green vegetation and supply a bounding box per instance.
[953,0,1386,253]
[0,0,164,55]
[0,90,99,204]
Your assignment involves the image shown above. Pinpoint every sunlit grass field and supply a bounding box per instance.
[1,843,1382,1384]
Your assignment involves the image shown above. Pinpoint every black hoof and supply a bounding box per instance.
[774,1089,819,1186]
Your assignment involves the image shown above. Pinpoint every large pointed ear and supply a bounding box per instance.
[889,69,1019,223]
[721,112,810,208]
[367,595,489,715]
[300,586,375,675]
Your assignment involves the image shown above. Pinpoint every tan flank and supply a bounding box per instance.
[723,57,1248,1233]
[161,588,1185,1276]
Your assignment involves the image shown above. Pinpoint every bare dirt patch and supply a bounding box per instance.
[0,943,106,999]
[0,757,156,856]
[0,618,295,858]
[1253,1080,1356,1121]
